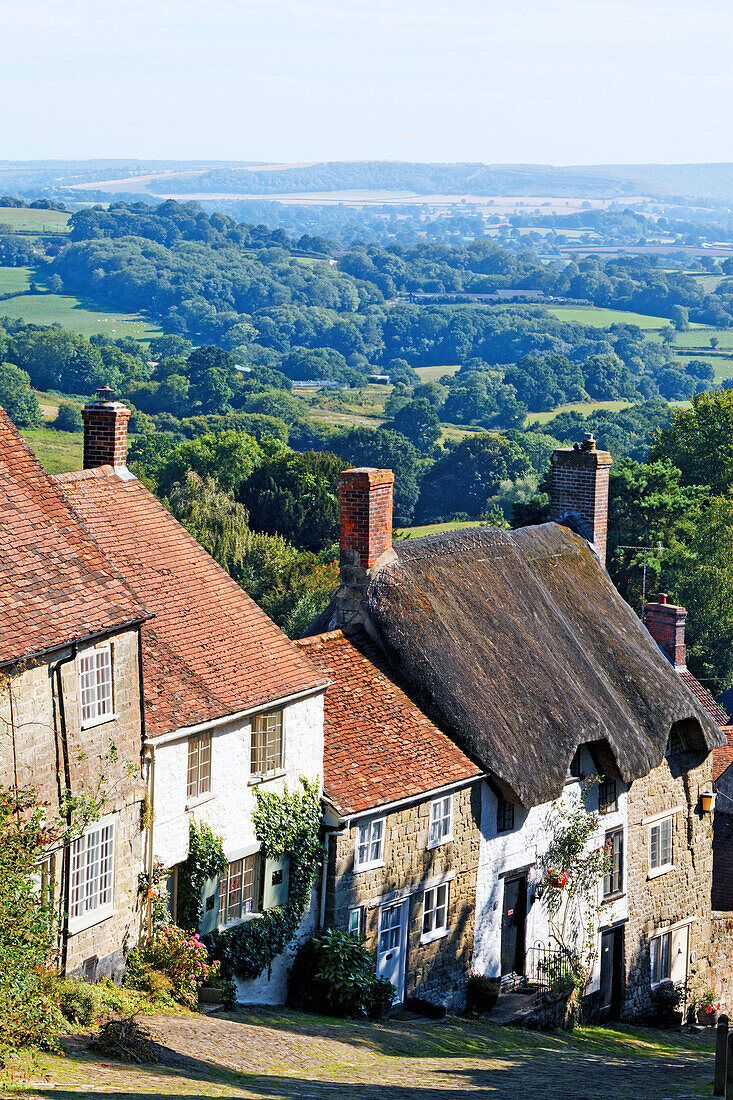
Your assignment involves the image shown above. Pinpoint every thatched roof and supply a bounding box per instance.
[314,523,724,808]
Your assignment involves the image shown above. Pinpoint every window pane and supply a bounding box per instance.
[660,932,670,979]
[69,823,114,918]
[650,824,660,869]
[423,888,434,935]
[251,712,283,775]
[79,648,113,725]
[660,818,672,866]
[650,936,659,983]
[370,820,383,862]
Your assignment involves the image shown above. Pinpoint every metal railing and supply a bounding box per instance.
[525,941,574,993]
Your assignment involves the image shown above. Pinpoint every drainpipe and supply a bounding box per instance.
[50,644,77,976]
[144,743,155,939]
[319,832,331,929]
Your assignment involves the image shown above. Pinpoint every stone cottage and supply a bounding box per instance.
[55,389,329,1003]
[297,627,483,1007]
[308,451,724,1019]
[0,408,149,980]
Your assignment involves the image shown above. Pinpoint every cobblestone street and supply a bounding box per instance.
[10,1009,717,1100]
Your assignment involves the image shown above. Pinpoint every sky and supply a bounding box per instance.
[3,0,733,164]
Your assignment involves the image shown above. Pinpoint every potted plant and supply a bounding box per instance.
[651,981,685,1028]
[466,972,501,1013]
[696,988,720,1026]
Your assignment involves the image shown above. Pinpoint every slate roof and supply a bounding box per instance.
[296,629,482,815]
[0,410,148,666]
[54,466,328,736]
[311,522,725,807]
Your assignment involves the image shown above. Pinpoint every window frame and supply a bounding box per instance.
[78,644,115,729]
[354,817,385,872]
[348,907,362,936]
[427,794,453,849]
[649,815,673,877]
[603,828,624,899]
[650,930,672,986]
[68,816,116,932]
[421,881,450,943]
[496,797,515,834]
[250,710,284,778]
[186,731,212,802]
[598,777,618,815]
[218,853,262,928]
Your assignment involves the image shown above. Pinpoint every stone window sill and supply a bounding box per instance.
[602,891,626,903]
[353,859,385,875]
[80,713,117,732]
[69,905,116,936]
[248,769,286,787]
[426,834,453,851]
[420,926,451,946]
[186,792,215,811]
[648,864,673,880]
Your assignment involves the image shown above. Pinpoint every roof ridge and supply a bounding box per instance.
[296,629,345,647]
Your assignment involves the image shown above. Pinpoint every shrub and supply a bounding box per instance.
[652,980,685,1016]
[39,973,151,1027]
[466,973,500,1013]
[126,926,217,1009]
[288,928,395,1018]
[53,403,83,432]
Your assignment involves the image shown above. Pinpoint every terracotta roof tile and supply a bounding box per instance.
[0,410,148,665]
[297,629,482,815]
[678,669,730,727]
[54,467,327,735]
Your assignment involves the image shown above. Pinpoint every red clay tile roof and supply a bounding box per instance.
[713,726,733,783]
[54,467,327,736]
[297,628,482,815]
[0,410,148,665]
[679,669,730,727]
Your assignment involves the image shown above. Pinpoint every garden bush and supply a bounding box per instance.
[125,925,218,1009]
[288,928,394,1018]
[53,403,83,432]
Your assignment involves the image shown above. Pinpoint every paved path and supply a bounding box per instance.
[13,1009,716,1100]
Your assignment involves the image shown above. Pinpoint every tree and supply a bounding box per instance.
[240,450,345,552]
[328,426,421,524]
[417,434,531,523]
[650,389,733,494]
[391,398,441,454]
[154,430,263,497]
[0,363,41,428]
[710,337,720,350]
[53,402,83,432]
[186,346,237,413]
[677,495,733,691]
[671,305,689,332]
[168,472,250,575]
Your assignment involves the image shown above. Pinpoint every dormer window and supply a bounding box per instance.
[569,747,583,778]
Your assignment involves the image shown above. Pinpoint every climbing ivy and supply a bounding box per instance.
[205,776,323,981]
[176,820,228,931]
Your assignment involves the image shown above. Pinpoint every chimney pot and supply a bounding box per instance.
[658,592,668,604]
[644,594,687,668]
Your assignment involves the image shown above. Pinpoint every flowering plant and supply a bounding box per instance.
[545,869,569,889]
[698,987,720,1014]
[128,925,218,1009]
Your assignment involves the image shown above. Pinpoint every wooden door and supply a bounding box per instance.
[500,876,527,977]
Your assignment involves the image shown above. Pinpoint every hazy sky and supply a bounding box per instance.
[3,0,733,164]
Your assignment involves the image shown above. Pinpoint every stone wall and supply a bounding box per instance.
[327,782,481,1009]
[624,746,715,1020]
[0,628,146,979]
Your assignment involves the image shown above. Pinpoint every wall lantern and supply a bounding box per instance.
[701,791,716,814]
[534,883,545,901]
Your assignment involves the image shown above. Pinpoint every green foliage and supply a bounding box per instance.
[206,778,323,982]
[0,362,41,428]
[168,473,251,575]
[154,430,264,498]
[52,402,83,432]
[391,397,441,454]
[328,426,421,524]
[126,926,218,1009]
[651,389,733,494]
[0,786,57,1063]
[44,974,149,1026]
[417,433,531,523]
[240,450,344,552]
[288,928,395,1018]
[678,495,733,690]
[176,821,227,932]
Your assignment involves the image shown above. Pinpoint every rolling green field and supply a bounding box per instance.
[20,428,83,474]
[526,399,634,426]
[0,207,70,233]
[0,290,162,342]
[415,364,460,383]
[673,327,733,348]
[396,519,490,538]
[546,305,686,329]
[0,265,32,294]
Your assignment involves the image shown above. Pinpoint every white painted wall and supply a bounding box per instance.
[472,746,628,995]
[150,690,324,1003]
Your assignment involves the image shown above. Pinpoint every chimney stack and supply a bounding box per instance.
[549,434,613,568]
[644,592,687,668]
[339,468,394,580]
[82,386,131,470]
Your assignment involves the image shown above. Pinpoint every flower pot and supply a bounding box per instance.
[697,1008,718,1026]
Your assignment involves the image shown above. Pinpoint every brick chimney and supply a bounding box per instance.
[549,433,613,568]
[644,592,687,668]
[82,387,131,470]
[339,468,394,579]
